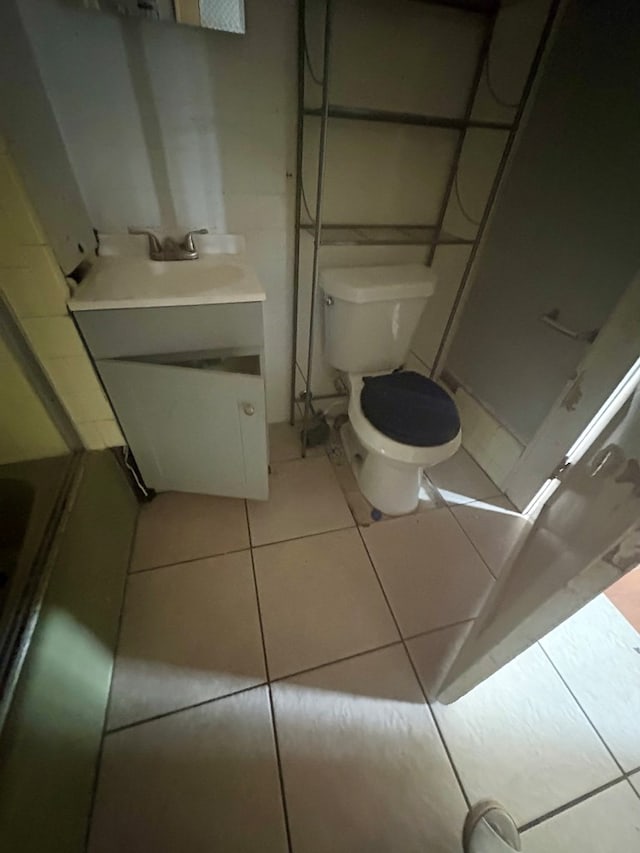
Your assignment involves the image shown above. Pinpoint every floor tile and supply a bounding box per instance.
[606,566,640,632]
[90,688,287,853]
[269,421,324,463]
[271,645,468,853]
[540,595,640,772]
[522,782,640,852]
[254,528,399,679]
[431,644,619,826]
[428,448,501,506]
[451,496,531,578]
[630,772,640,797]
[130,491,249,571]
[407,621,474,701]
[247,456,353,547]
[108,551,265,729]
[361,507,494,637]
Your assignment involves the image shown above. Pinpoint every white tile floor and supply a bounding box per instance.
[89,428,640,852]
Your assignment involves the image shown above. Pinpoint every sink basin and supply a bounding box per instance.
[68,237,265,311]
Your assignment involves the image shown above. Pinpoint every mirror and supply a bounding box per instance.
[71,0,246,33]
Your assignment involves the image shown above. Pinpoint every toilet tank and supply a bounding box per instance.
[320,264,436,373]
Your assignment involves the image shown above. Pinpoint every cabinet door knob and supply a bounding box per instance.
[242,402,256,416]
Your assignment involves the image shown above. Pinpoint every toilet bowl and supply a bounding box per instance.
[343,373,461,515]
[320,264,461,515]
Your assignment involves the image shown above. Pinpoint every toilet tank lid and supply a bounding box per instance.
[320,264,436,304]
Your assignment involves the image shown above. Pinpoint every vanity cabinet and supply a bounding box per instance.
[74,301,268,500]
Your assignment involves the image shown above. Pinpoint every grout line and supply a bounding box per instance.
[518,774,627,833]
[83,510,139,850]
[245,503,268,683]
[446,501,503,581]
[251,521,356,551]
[128,543,252,575]
[245,498,254,548]
[265,688,294,853]
[405,648,472,812]
[102,622,478,738]
[402,618,474,645]
[268,638,404,685]
[538,644,626,777]
[354,525,472,811]
[629,776,640,803]
[245,501,294,853]
[128,522,358,578]
[105,681,269,735]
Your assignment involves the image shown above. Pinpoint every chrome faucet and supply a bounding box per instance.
[128,227,209,261]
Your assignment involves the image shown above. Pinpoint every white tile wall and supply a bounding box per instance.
[0,336,67,463]
[22,316,86,358]
[0,148,119,450]
[451,386,524,488]
[0,152,45,248]
[0,247,69,319]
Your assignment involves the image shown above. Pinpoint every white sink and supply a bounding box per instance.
[68,233,265,311]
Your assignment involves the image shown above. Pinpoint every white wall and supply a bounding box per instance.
[15,0,550,427]
[18,0,297,422]
[446,1,640,443]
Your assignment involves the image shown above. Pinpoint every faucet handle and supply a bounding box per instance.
[182,228,209,253]
[128,227,162,257]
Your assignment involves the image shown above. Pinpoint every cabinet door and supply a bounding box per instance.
[97,355,268,500]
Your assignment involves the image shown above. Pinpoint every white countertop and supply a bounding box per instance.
[68,233,266,311]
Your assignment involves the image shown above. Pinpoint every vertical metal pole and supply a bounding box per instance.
[289,0,306,426]
[301,0,332,457]
[426,11,497,268]
[430,0,561,380]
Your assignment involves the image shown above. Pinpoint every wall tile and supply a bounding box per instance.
[44,357,113,423]
[1,247,69,317]
[0,348,67,463]
[453,387,523,487]
[97,419,125,447]
[0,154,45,248]
[22,316,86,358]
[76,421,105,451]
[58,390,114,426]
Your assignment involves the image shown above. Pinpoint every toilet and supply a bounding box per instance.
[320,263,461,516]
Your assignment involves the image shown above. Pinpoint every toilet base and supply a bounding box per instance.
[340,422,422,516]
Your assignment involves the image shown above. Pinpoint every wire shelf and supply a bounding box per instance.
[300,224,474,247]
[303,105,512,133]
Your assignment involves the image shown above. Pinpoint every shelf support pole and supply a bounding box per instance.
[289,0,307,425]
[301,0,333,456]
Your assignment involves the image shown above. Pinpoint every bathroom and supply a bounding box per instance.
[1,0,640,850]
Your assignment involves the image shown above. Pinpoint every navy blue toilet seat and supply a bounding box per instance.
[360,370,460,447]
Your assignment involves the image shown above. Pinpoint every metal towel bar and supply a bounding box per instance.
[541,309,598,343]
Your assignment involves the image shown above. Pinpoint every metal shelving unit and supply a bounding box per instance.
[290,0,560,453]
